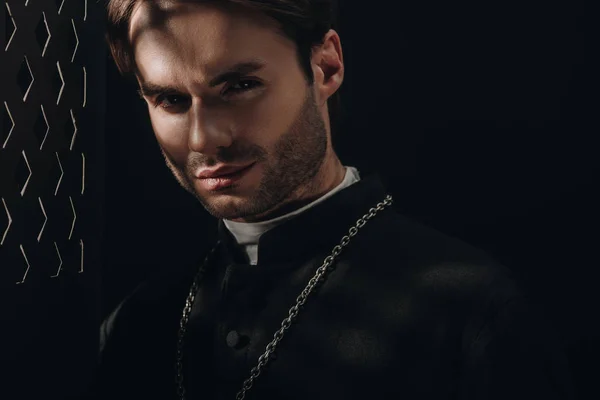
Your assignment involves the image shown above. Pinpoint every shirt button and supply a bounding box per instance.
[226,330,250,350]
[226,330,240,348]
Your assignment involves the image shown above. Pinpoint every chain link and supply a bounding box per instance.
[176,243,221,400]
[176,195,393,400]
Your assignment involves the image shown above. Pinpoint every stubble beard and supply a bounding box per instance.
[161,88,329,221]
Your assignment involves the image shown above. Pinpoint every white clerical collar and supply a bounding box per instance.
[223,166,361,265]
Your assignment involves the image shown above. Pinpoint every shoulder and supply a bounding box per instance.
[343,206,550,329]
[354,207,510,275]
[346,207,526,313]
[365,207,496,264]
[98,280,150,355]
[92,259,204,398]
[98,263,196,357]
[339,204,574,398]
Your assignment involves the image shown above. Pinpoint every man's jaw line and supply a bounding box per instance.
[227,157,345,223]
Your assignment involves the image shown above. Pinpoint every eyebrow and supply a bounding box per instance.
[137,59,266,98]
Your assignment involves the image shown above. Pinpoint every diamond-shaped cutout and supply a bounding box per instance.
[55,0,66,14]
[17,57,35,102]
[50,242,63,278]
[49,152,64,196]
[5,3,17,51]
[81,153,85,195]
[70,19,79,62]
[34,105,50,150]
[16,244,32,284]
[69,196,77,240]
[83,67,87,107]
[35,12,51,57]
[2,102,15,149]
[79,239,84,273]
[53,65,62,97]
[66,109,77,150]
[1,198,12,246]
[0,205,6,243]
[15,150,32,196]
[55,62,65,105]
[37,197,48,242]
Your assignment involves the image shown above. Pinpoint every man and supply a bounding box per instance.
[93,1,575,399]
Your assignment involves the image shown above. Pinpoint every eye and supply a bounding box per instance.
[223,80,262,97]
[155,94,189,109]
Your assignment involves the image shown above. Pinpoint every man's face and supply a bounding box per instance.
[129,2,333,222]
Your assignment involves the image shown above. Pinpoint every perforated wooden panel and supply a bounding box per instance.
[0,1,105,398]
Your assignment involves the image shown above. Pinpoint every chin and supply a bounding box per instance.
[198,194,254,220]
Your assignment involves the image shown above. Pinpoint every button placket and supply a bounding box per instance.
[215,263,258,378]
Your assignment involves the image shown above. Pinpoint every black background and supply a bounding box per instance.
[1,1,106,399]
[102,0,598,398]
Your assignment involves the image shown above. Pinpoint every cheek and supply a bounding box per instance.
[241,87,304,143]
[150,112,190,162]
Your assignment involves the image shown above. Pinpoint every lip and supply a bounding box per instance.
[195,162,256,191]
[196,163,255,179]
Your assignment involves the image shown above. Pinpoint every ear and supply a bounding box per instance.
[312,29,344,106]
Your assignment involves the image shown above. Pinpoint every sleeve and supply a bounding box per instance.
[458,296,576,400]
[82,287,142,400]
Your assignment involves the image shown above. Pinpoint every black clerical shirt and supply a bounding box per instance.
[91,174,575,400]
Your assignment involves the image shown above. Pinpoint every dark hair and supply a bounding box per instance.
[105,0,343,135]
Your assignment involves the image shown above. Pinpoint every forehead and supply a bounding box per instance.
[129,2,295,84]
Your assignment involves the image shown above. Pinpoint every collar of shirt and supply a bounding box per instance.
[217,170,391,266]
[223,166,361,264]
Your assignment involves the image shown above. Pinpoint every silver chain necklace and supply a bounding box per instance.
[176,194,394,400]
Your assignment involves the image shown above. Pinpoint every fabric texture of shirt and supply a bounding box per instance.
[90,173,575,400]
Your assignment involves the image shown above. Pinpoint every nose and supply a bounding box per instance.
[188,102,233,154]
